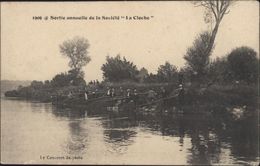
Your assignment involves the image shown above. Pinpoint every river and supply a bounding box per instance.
[1,97,259,165]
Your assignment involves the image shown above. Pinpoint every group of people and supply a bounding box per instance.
[81,84,185,105]
[104,85,182,101]
[88,80,100,85]
[105,87,138,98]
[84,88,100,100]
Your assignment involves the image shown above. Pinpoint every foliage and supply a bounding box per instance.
[157,61,178,82]
[184,31,212,83]
[5,90,19,97]
[144,73,158,83]
[59,36,91,76]
[227,46,258,84]
[30,80,44,89]
[207,46,258,85]
[137,67,149,83]
[51,69,86,87]
[208,57,228,84]
[101,54,139,82]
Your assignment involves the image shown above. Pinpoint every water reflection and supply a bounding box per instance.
[50,107,89,155]
[1,98,259,165]
[134,104,258,165]
[63,121,88,155]
[100,113,137,154]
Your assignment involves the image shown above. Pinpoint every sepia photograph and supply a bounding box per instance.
[1,1,259,165]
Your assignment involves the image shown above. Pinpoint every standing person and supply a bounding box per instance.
[133,89,139,105]
[126,89,132,103]
[126,89,131,98]
[92,91,96,98]
[68,91,73,98]
[57,91,61,103]
[119,87,124,96]
[106,87,111,96]
[84,90,88,101]
[178,84,184,106]
[160,86,167,98]
[147,89,157,102]
[111,88,115,97]
[178,73,184,85]
[96,79,99,85]
[133,89,138,96]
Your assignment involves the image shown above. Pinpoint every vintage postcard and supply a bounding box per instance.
[1,1,259,165]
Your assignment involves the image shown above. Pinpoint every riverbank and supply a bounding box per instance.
[4,82,258,119]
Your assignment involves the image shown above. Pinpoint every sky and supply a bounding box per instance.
[1,1,259,82]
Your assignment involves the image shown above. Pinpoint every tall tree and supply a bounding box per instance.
[184,1,233,85]
[59,36,91,77]
[194,1,233,56]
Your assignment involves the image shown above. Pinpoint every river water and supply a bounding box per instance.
[1,98,259,165]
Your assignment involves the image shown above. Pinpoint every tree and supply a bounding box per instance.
[30,80,44,89]
[194,1,233,57]
[51,72,71,87]
[144,73,158,83]
[208,57,230,84]
[184,31,212,83]
[101,54,139,82]
[137,67,149,83]
[67,69,86,86]
[184,0,233,86]
[227,46,258,84]
[157,61,178,82]
[51,70,86,87]
[59,36,91,77]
